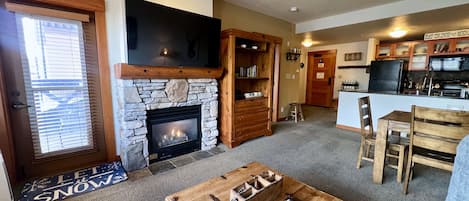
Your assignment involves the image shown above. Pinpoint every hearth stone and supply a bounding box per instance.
[121,140,147,171]
[117,78,219,171]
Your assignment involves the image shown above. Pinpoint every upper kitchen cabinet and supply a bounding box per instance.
[454,37,469,54]
[376,43,392,58]
[409,41,429,71]
[394,42,411,57]
[376,42,411,59]
[428,37,469,56]
[429,39,451,55]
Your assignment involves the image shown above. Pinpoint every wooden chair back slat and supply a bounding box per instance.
[358,97,373,137]
[413,134,460,154]
[414,106,469,124]
[411,105,469,154]
[414,121,469,140]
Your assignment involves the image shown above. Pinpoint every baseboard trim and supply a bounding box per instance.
[336,124,361,133]
[277,117,288,121]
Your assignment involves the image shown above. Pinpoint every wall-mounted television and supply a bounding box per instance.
[125,0,221,68]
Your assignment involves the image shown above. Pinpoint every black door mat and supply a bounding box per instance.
[20,161,128,201]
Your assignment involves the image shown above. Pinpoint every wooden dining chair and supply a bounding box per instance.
[356,96,408,183]
[403,105,469,194]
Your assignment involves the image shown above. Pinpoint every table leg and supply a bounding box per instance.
[373,119,389,184]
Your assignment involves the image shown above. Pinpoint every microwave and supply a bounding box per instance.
[430,56,469,71]
[462,57,469,71]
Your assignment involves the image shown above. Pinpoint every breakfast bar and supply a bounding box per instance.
[336,91,469,132]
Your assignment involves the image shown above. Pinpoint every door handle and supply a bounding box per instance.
[12,101,31,109]
[328,77,332,85]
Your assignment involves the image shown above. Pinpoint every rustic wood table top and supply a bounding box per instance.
[165,162,342,201]
[379,110,411,123]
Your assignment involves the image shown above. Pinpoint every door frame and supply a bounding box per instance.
[0,0,116,180]
[0,51,16,183]
[272,43,281,122]
[305,50,337,107]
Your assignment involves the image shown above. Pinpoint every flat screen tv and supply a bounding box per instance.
[125,0,221,68]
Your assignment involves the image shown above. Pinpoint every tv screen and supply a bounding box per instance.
[125,0,221,68]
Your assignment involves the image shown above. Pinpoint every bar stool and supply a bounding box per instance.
[287,103,304,123]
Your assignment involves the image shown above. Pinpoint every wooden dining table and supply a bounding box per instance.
[372,110,411,184]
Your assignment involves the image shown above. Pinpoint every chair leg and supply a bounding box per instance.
[396,146,405,183]
[365,143,372,158]
[294,105,299,123]
[403,155,413,194]
[298,104,304,121]
[410,162,415,181]
[356,139,365,169]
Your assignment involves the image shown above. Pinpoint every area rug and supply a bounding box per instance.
[20,161,128,201]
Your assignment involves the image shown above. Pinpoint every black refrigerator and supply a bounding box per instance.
[368,60,407,94]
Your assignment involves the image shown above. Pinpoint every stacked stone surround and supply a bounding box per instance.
[117,78,219,171]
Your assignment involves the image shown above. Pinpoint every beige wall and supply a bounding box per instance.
[214,0,302,118]
[145,0,213,17]
[298,41,370,102]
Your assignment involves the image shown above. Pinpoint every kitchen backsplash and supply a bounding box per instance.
[407,71,469,83]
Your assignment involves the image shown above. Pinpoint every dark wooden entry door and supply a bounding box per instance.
[306,50,337,107]
[0,7,107,179]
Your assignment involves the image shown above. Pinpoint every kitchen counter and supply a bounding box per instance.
[336,91,469,132]
[338,89,467,99]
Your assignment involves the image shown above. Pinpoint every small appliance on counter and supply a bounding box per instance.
[426,80,469,98]
[368,60,408,94]
[341,80,359,91]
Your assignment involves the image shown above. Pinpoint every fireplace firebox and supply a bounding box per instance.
[147,105,201,163]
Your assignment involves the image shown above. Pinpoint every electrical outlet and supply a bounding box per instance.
[280,107,284,113]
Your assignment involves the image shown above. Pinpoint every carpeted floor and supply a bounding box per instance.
[69,106,451,201]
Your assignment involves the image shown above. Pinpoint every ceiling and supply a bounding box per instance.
[222,0,469,45]
[223,0,401,23]
[299,4,469,45]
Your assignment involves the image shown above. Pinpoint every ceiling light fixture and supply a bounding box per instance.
[389,29,407,38]
[302,39,313,47]
[289,6,299,12]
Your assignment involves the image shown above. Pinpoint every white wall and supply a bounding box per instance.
[105,0,213,155]
[337,91,469,131]
[299,41,370,102]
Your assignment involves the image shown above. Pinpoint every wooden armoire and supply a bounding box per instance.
[219,29,282,148]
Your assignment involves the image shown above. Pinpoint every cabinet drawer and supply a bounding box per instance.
[235,122,269,138]
[235,110,269,126]
[235,97,268,113]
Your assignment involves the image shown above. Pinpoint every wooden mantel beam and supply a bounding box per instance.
[115,63,224,79]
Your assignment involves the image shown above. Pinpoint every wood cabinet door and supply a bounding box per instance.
[454,37,469,54]
[409,41,429,71]
[306,50,336,107]
[376,44,393,58]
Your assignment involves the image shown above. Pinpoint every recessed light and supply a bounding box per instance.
[302,39,313,47]
[290,7,299,12]
[389,29,407,38]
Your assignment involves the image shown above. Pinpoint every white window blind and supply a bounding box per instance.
[16,14,95,158]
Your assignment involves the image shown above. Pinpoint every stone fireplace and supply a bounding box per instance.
[116,78,218,171]
[147,105,201,163]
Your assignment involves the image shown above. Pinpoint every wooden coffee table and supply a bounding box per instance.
[165,162,342,201]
